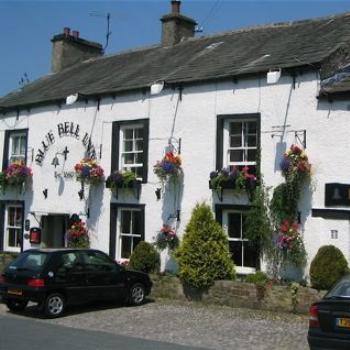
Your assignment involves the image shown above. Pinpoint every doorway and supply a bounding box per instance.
[41,214,68,248]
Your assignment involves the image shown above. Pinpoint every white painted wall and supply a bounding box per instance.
[1,71,349,276]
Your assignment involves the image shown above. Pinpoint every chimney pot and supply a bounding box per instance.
[72,30,80,39]
[63,27,71,36]
[171,0,181,14]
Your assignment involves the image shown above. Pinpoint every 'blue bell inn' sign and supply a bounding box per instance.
[325,183,350,207]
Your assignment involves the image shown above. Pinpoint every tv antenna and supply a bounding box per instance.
[89,11,112,51]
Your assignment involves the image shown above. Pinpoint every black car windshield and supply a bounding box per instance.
[7,251,49,272]
[325,275,350,299]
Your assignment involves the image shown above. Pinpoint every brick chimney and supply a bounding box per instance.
[161,1,197,47]
[51,28,103,73]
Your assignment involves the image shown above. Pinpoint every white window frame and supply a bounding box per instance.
[4,204,23,252]
[222,209,256,274]
[119,124,144,179]
[8,131,26,164]
[117,207,143,259]
[223,119,257,169]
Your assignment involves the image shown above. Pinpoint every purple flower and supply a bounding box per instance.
[162,161,175,173]
[229,166,239,180]
[81,166,90,177]
[280,157,291,172]
[111,171,123,184]
[220,168,229,177]
[210,171,219,179]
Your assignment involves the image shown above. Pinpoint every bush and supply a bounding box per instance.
[175,202,235,289]
[245,271,269,287]
[129,242,160,274]
[310,245,349,290]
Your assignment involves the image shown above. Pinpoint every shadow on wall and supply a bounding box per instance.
[86,183,104,232]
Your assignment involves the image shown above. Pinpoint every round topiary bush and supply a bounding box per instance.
[129,241,160,274]
[310,245,349,290]
[175,202,235,289]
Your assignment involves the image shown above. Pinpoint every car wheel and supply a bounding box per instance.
[44,293,65,318]
[128,283,145,306]
[6,299,28,312]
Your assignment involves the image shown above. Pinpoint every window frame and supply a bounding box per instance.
[111,120,149,183]
[215,204,259,274]
[216,114,260,172]
[109,203,145,259]
[0,201,24,253]
[3,129,28,170]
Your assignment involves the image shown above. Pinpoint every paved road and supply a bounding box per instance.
[0,300,309,350]
[0,314,209,350]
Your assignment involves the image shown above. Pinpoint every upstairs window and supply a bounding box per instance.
[111,120,149,183]
[120,125,144,179]
[3,129,28,170]
[216,115,259,175]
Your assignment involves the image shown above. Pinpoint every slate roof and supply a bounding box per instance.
[2,11,350,110]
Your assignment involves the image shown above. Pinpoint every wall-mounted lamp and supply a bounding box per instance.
[267,68,281,84]
[150,81,164,95]
[51,146,69,168]
[66,93,79,105]
[78,188,84,200]
[155,188,161,200]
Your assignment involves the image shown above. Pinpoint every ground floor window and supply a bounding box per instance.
[4,204,23,252]
[221,208,258,274]
[110,204,145,260]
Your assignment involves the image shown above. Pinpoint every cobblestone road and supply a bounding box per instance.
[0,299,309,350]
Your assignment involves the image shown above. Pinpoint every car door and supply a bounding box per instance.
[81,250,127,301]
[52,252,87,305]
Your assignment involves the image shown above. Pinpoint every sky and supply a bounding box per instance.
[1,0,350,97]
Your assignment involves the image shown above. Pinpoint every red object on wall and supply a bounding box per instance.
[29,227,41,244]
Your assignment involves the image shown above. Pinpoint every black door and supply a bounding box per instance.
[80,250,126,301]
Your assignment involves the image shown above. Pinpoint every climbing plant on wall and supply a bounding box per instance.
[270,144,311,271]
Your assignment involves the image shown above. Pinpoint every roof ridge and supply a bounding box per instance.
[184,11,350,43]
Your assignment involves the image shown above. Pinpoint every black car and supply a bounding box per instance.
[308,274,350,349]
[0,248,152,318]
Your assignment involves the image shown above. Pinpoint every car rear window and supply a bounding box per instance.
[7,251,49,272]
[326,275,350,299]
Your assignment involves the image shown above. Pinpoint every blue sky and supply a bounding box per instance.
[1,0,350,97]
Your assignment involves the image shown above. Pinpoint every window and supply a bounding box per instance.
[222,209,258,274]
[120,125,144,178]
[82,251,118,272]
[111,120,149,183]
[216,115,259,174]
[9,132,26,163]
[8,251,48,272]
[3,129,28,169]
[4,204,23,252]
[118,208,143,259]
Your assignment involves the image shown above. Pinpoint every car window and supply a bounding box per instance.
[81,251,118,272]
[326,277,350,298]
[7,251,48,272]
[55,252,81,279]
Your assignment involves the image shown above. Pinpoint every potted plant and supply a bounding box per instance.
[74,158,104,185]
[0,161,32,192]
[155,224,179,251]
[67,219,89,248]
[153,151,182,183]
[106,170,141,198]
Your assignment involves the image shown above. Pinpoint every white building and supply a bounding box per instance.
[1,1,350,275]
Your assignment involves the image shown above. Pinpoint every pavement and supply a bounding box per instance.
[0,299,309,350]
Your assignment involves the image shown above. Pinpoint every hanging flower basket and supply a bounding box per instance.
[153,151,182,182]
[0,161,32,192]
[280,144,311,180]
[276,220,306,268]
[67,219,89,248]
[106,170,140,190]
[155,224,179,251]
[74,158,104,185]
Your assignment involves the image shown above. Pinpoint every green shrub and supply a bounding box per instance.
[310,245,349,290]
[245,271,269,287]
[175,202,235,289]
[129,241,160,274]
